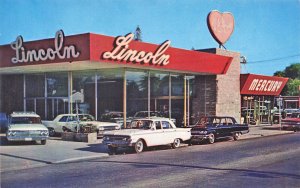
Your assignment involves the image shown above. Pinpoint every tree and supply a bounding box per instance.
[274,63,300,96]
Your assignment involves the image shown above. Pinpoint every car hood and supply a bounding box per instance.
[8,124,48,131]
[104,129,151,136]
[80,121,120,127]
[192,124,208,130]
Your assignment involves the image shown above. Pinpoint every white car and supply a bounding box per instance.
[42,114,120,136]
[6,112,49,145]
[102,118,191,153]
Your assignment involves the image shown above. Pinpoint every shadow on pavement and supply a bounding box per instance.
[0,153,52,164]
[90,160,300,180]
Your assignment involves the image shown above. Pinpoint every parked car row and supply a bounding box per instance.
[5,110,299,151]
[102,116,250,154]
[42,114,121,136]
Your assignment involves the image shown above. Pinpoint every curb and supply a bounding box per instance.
[1,154,109,173]
[240,131,295,141]
[53,154,110,164]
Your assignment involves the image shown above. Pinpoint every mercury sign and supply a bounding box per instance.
[248,79,283,92]
[10,30,80,64]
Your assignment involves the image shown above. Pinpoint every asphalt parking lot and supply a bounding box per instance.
[0,125,294,173]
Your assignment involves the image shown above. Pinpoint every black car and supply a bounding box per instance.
[0,113,8,133]
[190,116,249,144]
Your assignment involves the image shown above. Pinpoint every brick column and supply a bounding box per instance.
[215,49,241,123]
[193,48,241,123]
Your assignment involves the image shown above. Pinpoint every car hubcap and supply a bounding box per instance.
[136,141,143,152]
[49,129,55,136]
[209,134,214,143]
[174,139,180,147]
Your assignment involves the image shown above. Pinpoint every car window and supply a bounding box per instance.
[162,121,172,129]
[130,120,152,129]
[67,116,77,122]
[11,117,41,124]
[155,121,162,129]
[79,115,95,121]
[226,118,233,125]
[220,118,227,125]
[213,118,220,126]
[59,116,68,122]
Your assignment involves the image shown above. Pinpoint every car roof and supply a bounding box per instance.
[203,116,235,119]
[59,114,92,116]
[10,112,40,118]
[132,117,171,121]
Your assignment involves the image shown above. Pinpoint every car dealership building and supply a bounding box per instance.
[0,30,287,126]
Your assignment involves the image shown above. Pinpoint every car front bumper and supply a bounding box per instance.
[103,140,134,147]
[191,135,209,142]
[6,135,48,141]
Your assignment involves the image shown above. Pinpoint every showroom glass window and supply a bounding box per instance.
[96,69,124,120]
[46,72,68,120]
[72,71,96,117]
[126,69,148,117]
[25,74,45,119]
[171,74,184,126]
[150,71,169,119]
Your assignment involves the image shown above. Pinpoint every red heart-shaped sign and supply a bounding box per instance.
[207,10,234,45]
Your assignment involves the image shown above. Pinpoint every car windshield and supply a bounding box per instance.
[78,115,95,121]
[130,120,152,129]
[11,117,41,124]
[101,113,123,120]
[196,117,222,126]
[134,112,162,118]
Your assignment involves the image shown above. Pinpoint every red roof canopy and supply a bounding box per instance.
[0,32,233,75]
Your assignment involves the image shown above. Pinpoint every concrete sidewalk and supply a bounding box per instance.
[240,124,294,140]
[0,125,295,173]
[0,135,109,173]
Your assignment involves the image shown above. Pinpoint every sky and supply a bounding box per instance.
[1,0,299,76]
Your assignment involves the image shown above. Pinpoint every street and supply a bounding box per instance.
[1,133,299,188]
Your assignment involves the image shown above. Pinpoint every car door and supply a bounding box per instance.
[225,117,236,135]
[161,121,176,144]
[54,115,69,133]
[65,115,78,131]
[144,121,164,146]
[215,117,229,138]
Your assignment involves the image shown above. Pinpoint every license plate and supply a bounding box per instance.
[25,138,32,141]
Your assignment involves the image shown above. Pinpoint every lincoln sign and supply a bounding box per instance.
[10,30,80,64]
[102,33,171,65]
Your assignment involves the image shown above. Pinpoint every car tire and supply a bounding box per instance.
[233,132,240,141]
[48,128,56,137]
[171,138,181,149]
[208,133,215,144]
[63,126,72,132]
[41,140,46,145]
[134,139,145,153]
